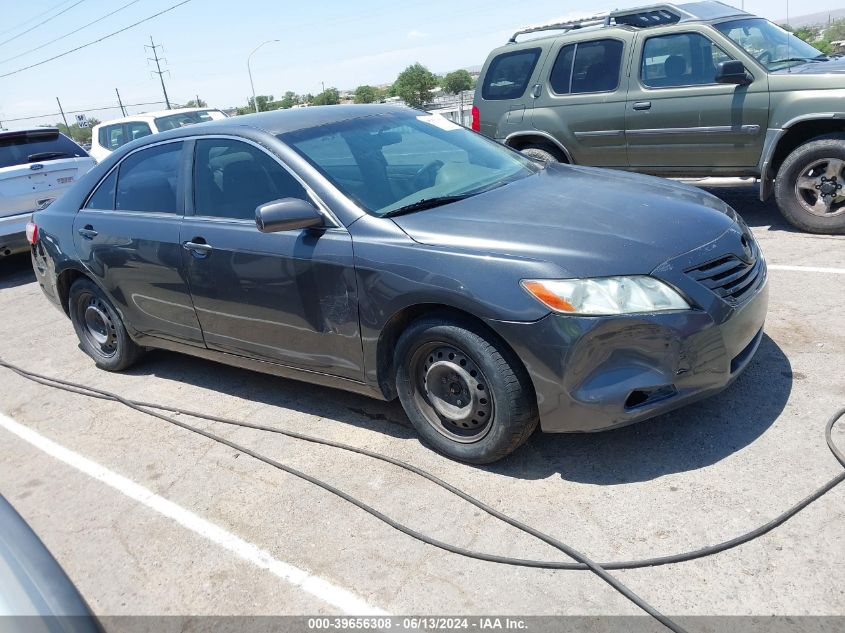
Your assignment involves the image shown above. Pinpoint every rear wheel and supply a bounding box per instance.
[519,144,562,164]
[775,138,845,234]
[69,278,141,371]
[394,315,538,463]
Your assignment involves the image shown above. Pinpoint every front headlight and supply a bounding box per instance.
[521,276,690,315]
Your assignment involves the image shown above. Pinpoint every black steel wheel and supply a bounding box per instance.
[395,314,538,463]
[68,278,142,371]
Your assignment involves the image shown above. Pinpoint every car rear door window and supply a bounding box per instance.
[115,142,183,213]
[125,121,152,143]
[641,32,733,88]
[192,138,307,220]
[103,125,125,150]
[549,39,624,94]
[85,169,118,210]
[481,48,541,100]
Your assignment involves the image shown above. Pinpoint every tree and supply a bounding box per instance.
[185,97,207,107]
[313,87,340,106]
[393,62,438,108]
[354,85,378,104]
[279,91,299,109]
[441,69,473,96]
[51,118,100,144]
[242,94,274,113]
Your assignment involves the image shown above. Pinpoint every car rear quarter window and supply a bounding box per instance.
[549,39,624,94]
[85,169,118,210]
[193,138,306,221]
[115,142,183,214]
[0,131,86,168]
[481,48,541,100]
[641,32,733,88]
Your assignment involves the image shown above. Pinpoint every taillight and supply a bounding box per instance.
[26,222,38,245]
[471,105,480,132]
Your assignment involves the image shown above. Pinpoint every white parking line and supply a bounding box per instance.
[0,412,388,616]
[769,264,845,275]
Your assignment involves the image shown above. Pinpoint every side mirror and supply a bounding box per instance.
[255,198,324,233]
[715,60,751,85]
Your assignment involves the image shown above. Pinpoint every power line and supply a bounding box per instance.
[0,0,76,37]
[0,0,194,79]
[0,0,145,66]
[1,101,170,123]
[0,0,87,49]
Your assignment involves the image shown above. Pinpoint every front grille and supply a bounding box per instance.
[685,249,763,304]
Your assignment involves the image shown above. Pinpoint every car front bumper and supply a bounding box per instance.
[487,263,769,434]
[0,212,31,257]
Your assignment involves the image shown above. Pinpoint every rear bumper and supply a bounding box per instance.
[0,211,31,256]
[487,276,769,433]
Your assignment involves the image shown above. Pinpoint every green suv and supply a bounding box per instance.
[473,1,845,234]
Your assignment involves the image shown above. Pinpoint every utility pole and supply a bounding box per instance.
[145,36,171,110]
[115,88,127,116]
[56,97,73,140]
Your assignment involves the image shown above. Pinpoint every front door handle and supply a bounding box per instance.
[183,239,212,256]
[632,101,652,111]
[77,225,98,239]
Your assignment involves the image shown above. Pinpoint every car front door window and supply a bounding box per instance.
[641,32,733,88]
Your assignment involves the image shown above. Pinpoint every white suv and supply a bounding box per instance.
[1,128,95,257]
[90,107,228,162]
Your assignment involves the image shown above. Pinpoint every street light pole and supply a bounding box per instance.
[248,39,279,114]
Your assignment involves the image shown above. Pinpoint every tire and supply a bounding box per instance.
[519,145,561,164]
[394,315,539,464]
[68,278,142,371]
[774,138,845,234]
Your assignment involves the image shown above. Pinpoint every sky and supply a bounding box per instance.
[0,0,842,130]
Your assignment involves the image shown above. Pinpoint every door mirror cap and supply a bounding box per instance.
[715,60,751,85]
[255,198,324,233]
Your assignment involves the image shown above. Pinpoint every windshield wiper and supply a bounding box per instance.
[381,194,471,218]
[27,151,73,162]
[769,57,822,66]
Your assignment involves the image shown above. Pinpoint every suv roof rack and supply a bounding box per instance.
[508,3,696,43]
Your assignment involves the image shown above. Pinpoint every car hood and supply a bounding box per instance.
[390,164,737,277]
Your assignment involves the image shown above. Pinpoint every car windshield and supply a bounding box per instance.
[715,18,826,70]
[153,109,222,131]
[0,130,87,169]
[279,110,538,216]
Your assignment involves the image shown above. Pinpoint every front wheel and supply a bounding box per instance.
[394,316,539,463]
[775,138,845,234]
[68,278,142,371]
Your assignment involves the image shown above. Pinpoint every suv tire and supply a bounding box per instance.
[69,278,142,371]
[775,138,845,234]
[520,145,561,164]
[394,315,539,463]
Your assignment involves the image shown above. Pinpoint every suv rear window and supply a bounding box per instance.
[154,110,220,131]
[549,39,624,94]
[481,48,541,100]
[0,130,86,169]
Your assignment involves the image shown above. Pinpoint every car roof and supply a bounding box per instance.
[135,103,418,138]
[92,107,222,128]
[503,1,750,47]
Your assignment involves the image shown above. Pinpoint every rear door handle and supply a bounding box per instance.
[77,225,98,239]
[632,101,652,111]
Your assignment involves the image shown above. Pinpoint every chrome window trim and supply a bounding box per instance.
[81,135,342,229]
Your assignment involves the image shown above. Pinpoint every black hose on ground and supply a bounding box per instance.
[2,359,843,632]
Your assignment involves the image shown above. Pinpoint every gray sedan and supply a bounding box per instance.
[29,105,767,462]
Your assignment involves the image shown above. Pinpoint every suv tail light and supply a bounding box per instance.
[471,105,480,132]
[26,222,38,245]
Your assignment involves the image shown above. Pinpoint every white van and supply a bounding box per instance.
[90,108,228,162]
